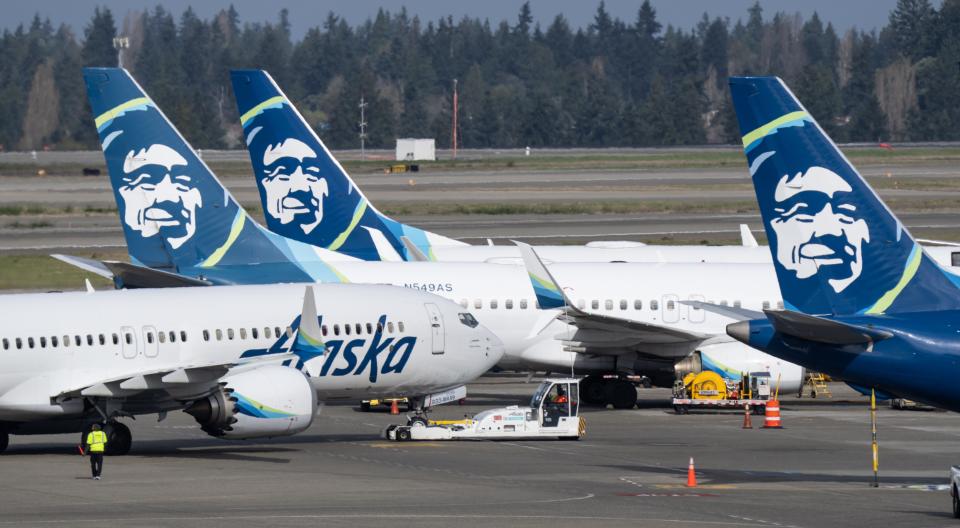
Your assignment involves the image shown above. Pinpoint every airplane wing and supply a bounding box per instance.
[680,300,763,321]
[514,241,708,357]
[52,254,212,288]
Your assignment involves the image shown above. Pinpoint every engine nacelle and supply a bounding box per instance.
[695,341,804,394]
[185,365,317,439]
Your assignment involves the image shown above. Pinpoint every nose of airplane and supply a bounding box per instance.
[479,326,506,366]
[726,321,751,344]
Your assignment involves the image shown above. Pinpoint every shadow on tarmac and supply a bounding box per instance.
[601,463,945,486]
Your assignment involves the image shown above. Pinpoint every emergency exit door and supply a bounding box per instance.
[424,303,445,354]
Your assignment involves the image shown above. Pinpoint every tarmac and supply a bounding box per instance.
[0,376,955,527]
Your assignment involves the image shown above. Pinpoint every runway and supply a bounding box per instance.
[0,377,953,527]
[1,160,959,253]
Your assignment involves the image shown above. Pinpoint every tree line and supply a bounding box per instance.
[1,0,958,151]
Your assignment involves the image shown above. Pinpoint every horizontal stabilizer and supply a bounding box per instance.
[53,254,212,288]
[764,310,893,346]
[50,254,114,280]
[401,236,430,262]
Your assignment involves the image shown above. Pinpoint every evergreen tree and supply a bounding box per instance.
[81,7,116,67]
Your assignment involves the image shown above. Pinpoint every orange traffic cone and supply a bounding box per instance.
[763,400,782,429]
[390,399,400,415]
[742,404,753,429]
[686,457,697,487]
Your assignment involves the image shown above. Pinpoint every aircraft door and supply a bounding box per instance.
[662,294,679,323]
[120,326,138,359]
[424,303,445,354]
[142,326,159,358]
[688,294,705,323]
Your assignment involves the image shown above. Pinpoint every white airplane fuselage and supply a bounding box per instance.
[0,283,502,424]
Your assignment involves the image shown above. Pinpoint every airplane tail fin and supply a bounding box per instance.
[729,76,960,315]
[84,68,352,281]
[230,69,466,261]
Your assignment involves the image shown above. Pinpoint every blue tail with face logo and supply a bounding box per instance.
[84,67,354,284]
[729,76,960,315]
[230,69,466,262]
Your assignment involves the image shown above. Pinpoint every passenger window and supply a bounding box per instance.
[720,300,729,306]
[112,334,119,345]
[355,323,362,335]
[146,332,154,344]
[377,322,384,333]
[239,328,247,340]
[620,300,627,310]
[169,331,176,343]
[577,299,585,309]
[64,335,70,347]
[344,324,351,336]
[203,330,210,342]
[605,300,613,310]
[158,332,166,344]
[264,327,271,339]
[28,337,35,349]
[16,338,22,349]
[227,329,235,340]
[321,325,328,336]
[490,299,498,309]
[398,322,405,332]
[274,327,282,338]
[99,334,105,345]
[667,300,675,310]
[777,301,784,309]
[520,299,528,309]
[333,325,340,336]
[125,333,133,345]
[51,336,58,348]
[734,300,742,308]
[591,300,599,310]
[86,335,93,346]
[459,299,468,308]
[388,322,395,333]
[953,252,960,267]
[366,323,373,334]
[215,329,223,341]
[650,300,659,310]
[1,338,7,350]
[40,336,46,348]
[474,299,482,309]
[75,336,81,346]
[634,300,642,310]
[285,327,294,338]
[251,328,258,340]
[762,301,771,310]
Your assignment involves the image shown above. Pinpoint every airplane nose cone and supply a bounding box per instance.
[484,331,506,364]
[727,321,751,344]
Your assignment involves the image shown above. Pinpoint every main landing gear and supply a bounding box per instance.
[580,375,638,409]
[80,421,132,455]
[0,430,8,454]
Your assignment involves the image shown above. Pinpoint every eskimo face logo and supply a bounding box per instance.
[259,138,329,234]
[770,166,869,293]
[119,144,202,249]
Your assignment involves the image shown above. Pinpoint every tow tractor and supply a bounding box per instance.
[384,378,584,441]
[672,371,771,414]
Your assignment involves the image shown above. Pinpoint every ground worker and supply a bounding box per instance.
[84,424,108,480]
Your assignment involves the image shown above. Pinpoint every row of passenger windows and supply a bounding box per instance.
[200,321,406,342]
[459,298,784,311]
[2,330,188,351]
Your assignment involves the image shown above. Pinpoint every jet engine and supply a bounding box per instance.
[185,365,317,439]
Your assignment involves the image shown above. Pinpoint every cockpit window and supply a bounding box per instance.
[458,312,479,328]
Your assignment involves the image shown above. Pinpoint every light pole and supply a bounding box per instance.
[358,96,368,161]
[112,36,129,68]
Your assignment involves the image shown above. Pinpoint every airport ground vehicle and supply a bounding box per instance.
[384,379,584,441]
[671,371,771,414]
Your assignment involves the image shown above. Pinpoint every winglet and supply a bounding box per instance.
[294,286,325,354]
[739,224,758,247]
[84,279,95,293]
[401,236,430,262]
[514,241,568,310]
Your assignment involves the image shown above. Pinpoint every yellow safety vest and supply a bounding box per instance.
[86,430,107,453]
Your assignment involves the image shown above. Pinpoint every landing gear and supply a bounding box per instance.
[580,375,638,409]
[405,396,430,426]
[103,422,132,455]
[0,431,8,453]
